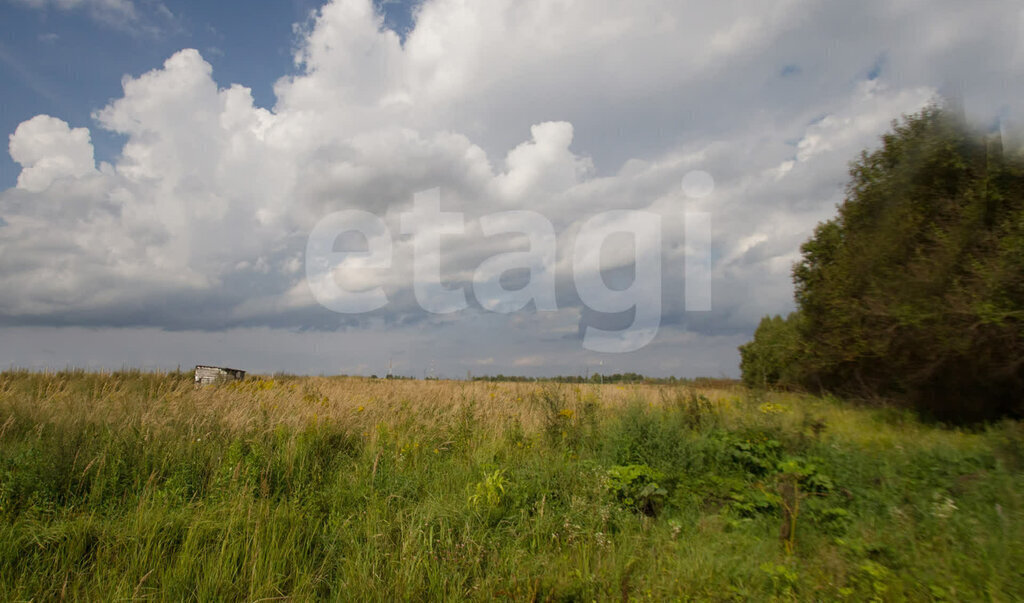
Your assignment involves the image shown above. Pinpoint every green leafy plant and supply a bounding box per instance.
[760,562,799,597]
[777,458,834,493]
[729,435,782,476]
[810,506,851,536]
[606,464,667,516]
[849,560,891,601]
[468,469,508,510]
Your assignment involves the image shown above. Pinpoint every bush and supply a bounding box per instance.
[606,464,668,516]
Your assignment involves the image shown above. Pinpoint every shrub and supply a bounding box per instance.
[606,464,668,516]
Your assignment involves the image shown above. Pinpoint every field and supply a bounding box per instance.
[0,371,1022,600]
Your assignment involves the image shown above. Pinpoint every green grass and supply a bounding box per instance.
[0,371,1021,600]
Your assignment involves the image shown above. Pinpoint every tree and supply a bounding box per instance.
[738,313,802,389]
[742,105,1024,421]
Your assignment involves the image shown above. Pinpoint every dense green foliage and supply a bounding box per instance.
[742,107,1024,421]
[1,371,1022,599]
[739,314,802,390]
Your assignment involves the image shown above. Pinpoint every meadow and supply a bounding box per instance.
[0,371,1021,600]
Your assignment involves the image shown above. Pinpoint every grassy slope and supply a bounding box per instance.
[0,371,1021,600]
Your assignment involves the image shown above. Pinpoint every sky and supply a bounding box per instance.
[0,0,1022,378]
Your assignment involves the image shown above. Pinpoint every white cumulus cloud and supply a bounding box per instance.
[9,115,96,192]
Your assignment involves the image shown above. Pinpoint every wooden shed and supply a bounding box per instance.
[194,365,246,385]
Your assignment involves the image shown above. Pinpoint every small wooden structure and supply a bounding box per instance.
[194,365,246,385]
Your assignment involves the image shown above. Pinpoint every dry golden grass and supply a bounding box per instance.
[2,371,719,432]
[0,371,984,455]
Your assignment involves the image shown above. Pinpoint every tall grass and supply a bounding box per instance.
[0,371,1021,600]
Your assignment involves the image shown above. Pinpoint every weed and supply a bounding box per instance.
[468,469,508,510]
[606,464,667,516]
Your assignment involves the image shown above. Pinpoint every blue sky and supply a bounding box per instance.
[0,0,419,187]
